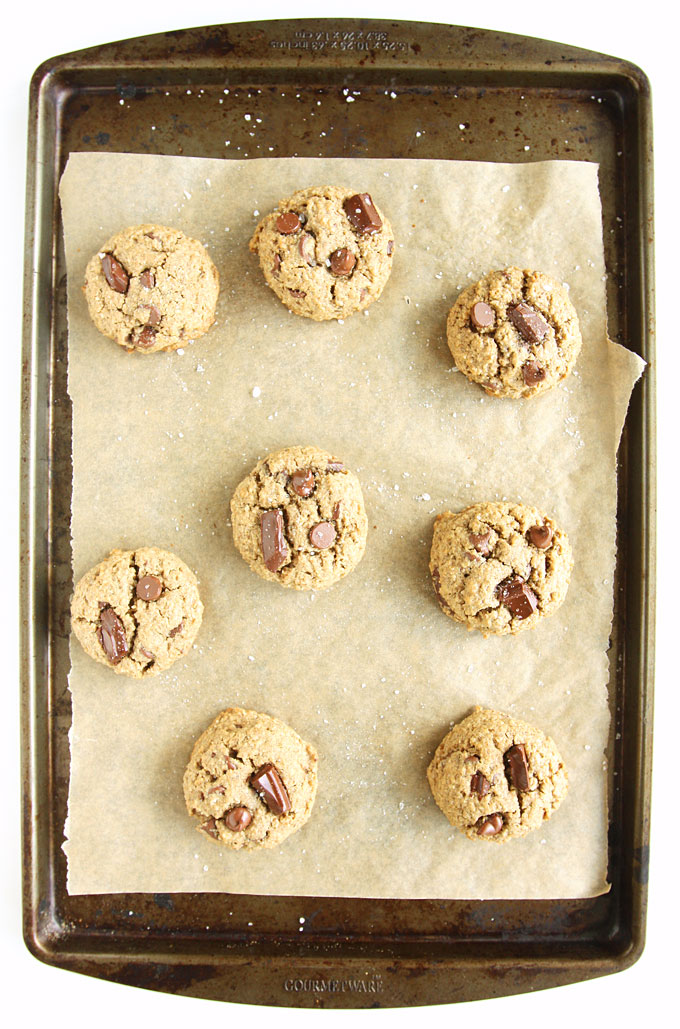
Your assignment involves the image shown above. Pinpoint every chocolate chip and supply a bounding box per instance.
[199,818,220,839]
[387,240,394,256]
[139,647,155,662]
[298,233,316,265]
[168,620,184,638]
[225,806,252,832]
[136,574,162,601]
[134,325,157,349]
[100,253,129,293]
[508,302,549,345]
[208,785,226,795]
[470,301,495,330]
[469,530,492,556]
[431,567,453,613]
[327,460,345,472]
[329,248,356,276]
[96,605,128,664]
[139,269,155,289]
[496,576,539,619]
[290,468,315,497]
[343,193,383,234]
[276,211,301,234]
[470,771,491,797]
[332,501,342,521]
[250,764,291,815]
[288,288,306,299]
[527,523,553,549]
[476,813,504,837]
[522,361,547,386]
[272,253,281,274]
[504,744,530,791]
[143,303,161,326]
[309,521,337,550]
[261,509,288,572]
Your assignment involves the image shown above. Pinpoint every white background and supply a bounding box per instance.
[2,1,672,1024]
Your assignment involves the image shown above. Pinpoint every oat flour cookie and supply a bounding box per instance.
[249,185,394,320]
[427,706,568,842]
[84,224,219,352]
[71,547,203,677]
[231,445,368,590]
[429,501,572,636]
[446,267,582,398]
[183,707,318,850]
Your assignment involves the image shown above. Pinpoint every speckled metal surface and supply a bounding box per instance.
[21,19,655,1007]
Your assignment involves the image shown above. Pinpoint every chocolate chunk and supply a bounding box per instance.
[431,567,453,613]
[142,303,161,326]
[476,813,504,837]
[505,744,530,792]
[387,240,394,256]
[199,817,220,839]
[288,288,306,299]
[168,620,184,638]
[298,233,316,265]
[327,460,345,472]
[250,763,291,815]
[527,523,553,549]
[290,468,315,497]
[309,521,337,550]
[332,501,342,521]
[96,605,129,664]
[225,806,253,832]
[508,302,549,345]
[100,253,129,293]
[134,325,157,349]
[207,784,226,795]
[261,509,288,572]
[469,530,492,556]
[470,301,495,330]
[343,193,382,234]
[136,574,162,601]
[276,211,301,234]
[329,248,356,276]
[272,253,281,274]
[496,576,539,619]
[522,361,547,386]
[470,771,491,797]
[139,647,155,662]
[139,269,155,289]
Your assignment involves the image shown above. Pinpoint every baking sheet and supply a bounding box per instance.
[60,152,643,898]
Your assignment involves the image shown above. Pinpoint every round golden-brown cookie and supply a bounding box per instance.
[249,185,394,320]
[70,547,203,677]
[427,706,568,842]
[429,501,572,636]
[230,445,368,590]
[446,267,582,398]
[183,707,318,851]
[83,224,219,352]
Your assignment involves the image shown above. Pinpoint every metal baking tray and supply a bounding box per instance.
[20,19,655,1007]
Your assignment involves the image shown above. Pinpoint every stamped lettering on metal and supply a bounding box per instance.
[269,29,410,53]
[283,975,384,994]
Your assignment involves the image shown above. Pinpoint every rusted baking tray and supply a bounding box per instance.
[20,19,655,1007]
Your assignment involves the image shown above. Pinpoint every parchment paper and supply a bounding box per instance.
[60,153,644,898]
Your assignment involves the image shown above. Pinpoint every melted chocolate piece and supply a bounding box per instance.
[100,253,129,293]
[309,521,337,550]
[168,620,184,638]
[527,523,553,549]
[469,530,492,556]
[225,806,252,832]
[496,576,539,619]
[261,510,288,572]
[136,574,162,601]
[508,302,549,345]
[272,253,281,274]
[327,460,345,472]
[470,771,491,797]
[276,211,301,234]
[290,468,315,497]
[476,813,504,837]
[298,233,316,265]
[139,269,155,289]
[96,605,129,665]
[250,764,291,815]
[470,301,495,330]
[143,303,161,326]
[288,288,307,299]
[505,744,530,792]
[329,248,356,276]
[343,193,382,234]
[522,361,547,386]
[135,325,157,349]
[199,817,220,839]
[387,240,394,256]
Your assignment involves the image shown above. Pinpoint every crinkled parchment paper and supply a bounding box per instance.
[60,153,644,898]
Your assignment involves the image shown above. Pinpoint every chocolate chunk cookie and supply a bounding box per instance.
[429,501,572,636]
[71,547,203,677]
[249,185,395,321]
[230,445,368,590]
[427,707,569,842]
[83,224,219,352]
[183,707,318,850]
[446,267,582,398]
